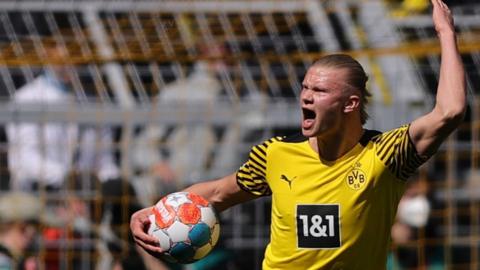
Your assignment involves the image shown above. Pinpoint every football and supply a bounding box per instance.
[147,191,220,264]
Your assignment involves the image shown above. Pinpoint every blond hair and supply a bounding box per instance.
[313,54,371,125]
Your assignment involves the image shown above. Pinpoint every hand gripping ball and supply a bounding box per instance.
[147,192,220,264]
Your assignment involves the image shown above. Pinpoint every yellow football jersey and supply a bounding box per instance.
[236,125,428,270]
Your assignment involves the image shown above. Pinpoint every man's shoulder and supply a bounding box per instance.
[281,133,308,143]
[251,134,306,159]
[256,133,307,149]
[250,136,288,155]
[360,125,412,146]
[359,129,382,146]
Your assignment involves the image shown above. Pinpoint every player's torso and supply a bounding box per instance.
[263,138,405,270]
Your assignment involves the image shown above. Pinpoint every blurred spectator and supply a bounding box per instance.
[38,172,157,270]
[132,43,267,203]
[132,43,248,270]
[388,178,444,270]
[98,178,148,270]
[0,192,42,269]
[6,45,119,191]
[131,43,226,198]
[6,44,124,269]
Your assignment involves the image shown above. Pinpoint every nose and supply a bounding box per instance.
[301,89,313,104]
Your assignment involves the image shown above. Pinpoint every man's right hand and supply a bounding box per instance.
[130,207,164,255]
[431,0,455,36]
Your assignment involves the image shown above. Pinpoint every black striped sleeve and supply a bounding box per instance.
[372,125,429,181]
[236,136,283,196]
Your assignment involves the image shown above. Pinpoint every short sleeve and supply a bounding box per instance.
[372,124,429,181]
[236,137,282,196]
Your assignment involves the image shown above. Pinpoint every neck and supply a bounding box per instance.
[309,123,364,161]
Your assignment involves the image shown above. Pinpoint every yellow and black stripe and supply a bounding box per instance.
[236,136,283,196]
[373,124,428,181]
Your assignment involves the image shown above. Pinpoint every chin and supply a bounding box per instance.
[301,129,317,138]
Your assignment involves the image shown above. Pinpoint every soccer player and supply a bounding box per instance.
[131,0,465,268]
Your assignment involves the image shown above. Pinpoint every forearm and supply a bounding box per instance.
[183,173,257,212]
[435,26,466,123]
[184,181,221,207]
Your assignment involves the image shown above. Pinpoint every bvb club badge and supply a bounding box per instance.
[346,162,367,190]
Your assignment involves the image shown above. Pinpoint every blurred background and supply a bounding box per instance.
[0,0,479,269]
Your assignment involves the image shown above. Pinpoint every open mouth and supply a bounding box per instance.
[302,108,316,120]
[302,108,316,130]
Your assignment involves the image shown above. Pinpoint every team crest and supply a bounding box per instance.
[345,168,367,190]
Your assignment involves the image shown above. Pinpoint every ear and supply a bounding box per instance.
[343,95,360,113]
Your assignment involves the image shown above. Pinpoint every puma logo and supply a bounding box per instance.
[280,174,296,189]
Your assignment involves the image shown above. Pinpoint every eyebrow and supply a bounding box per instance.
[301,84,319,90]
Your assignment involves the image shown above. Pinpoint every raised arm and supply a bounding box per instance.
[130,173,257,253]
[409,0,466,157]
